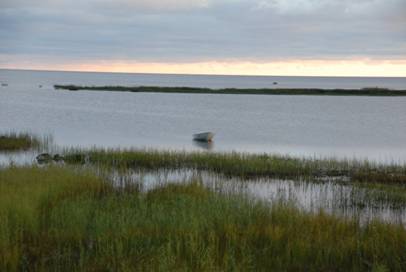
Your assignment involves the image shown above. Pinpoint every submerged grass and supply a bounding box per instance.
[0,132,41,151]
[1,166,406,271]
[352,182,406,209]
[54,85,406,96]
[63,148,406,184]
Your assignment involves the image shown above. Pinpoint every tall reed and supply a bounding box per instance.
[63,148,406,184]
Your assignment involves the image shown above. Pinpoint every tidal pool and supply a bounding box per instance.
[110,168,406,225]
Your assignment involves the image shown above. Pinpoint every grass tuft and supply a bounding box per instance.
[0,133,41,152]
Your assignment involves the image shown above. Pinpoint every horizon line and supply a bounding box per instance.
[1,67,405,79]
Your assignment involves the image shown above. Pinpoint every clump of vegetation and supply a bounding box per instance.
[1,166,406,271]
[63,148,406,184]
[361,87,390,91]
[54,84,406,96]
[353,182,406,209]
[0,133,40,151]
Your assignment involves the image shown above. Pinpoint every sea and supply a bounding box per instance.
[1,69,406,162]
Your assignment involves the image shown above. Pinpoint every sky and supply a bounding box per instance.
[1,0,405,76]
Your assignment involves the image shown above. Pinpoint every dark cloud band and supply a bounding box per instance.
[0,0,405,63]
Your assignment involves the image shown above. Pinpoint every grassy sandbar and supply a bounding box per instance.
[54,85,406,96]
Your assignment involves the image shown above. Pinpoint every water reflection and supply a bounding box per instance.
[193,140,214,150]
[0,151,37,166]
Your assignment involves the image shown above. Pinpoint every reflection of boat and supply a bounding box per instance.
[193,132,214,142]
[193,140,214,150]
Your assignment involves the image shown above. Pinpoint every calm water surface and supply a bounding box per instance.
[1,69,406,162]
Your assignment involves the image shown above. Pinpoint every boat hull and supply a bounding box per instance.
[193,132,214,142]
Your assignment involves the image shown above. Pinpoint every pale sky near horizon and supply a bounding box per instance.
[1,0,405,76]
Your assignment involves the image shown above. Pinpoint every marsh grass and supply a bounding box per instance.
[0,133,41,152]
[54,85,406,96]
[0,166,112,270]
[1,166,406,271]
[352,182,406,209]
[63,148,406,184]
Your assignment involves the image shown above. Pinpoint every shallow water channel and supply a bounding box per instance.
[109,168,406,226]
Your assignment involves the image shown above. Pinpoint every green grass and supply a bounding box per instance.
[63,148,406,184]
[54,84,406,96]
[1,166,406,271]
[0,132,41,151]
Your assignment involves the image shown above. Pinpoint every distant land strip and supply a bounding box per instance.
[54,85,406,96]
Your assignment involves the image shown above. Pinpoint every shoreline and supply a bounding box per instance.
[54,84,406,96]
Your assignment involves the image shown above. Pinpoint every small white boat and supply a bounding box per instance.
[193,132,214,142]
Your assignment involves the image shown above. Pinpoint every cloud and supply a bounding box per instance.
[0,0,405,70]
[101,0,210,11]
[254,0,404,15]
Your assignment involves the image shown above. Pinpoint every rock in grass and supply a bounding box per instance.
[36,153,65,164]
[53,154,64,162]
[36,153,52,164]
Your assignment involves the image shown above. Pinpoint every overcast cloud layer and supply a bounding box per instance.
[1,0,405,65]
